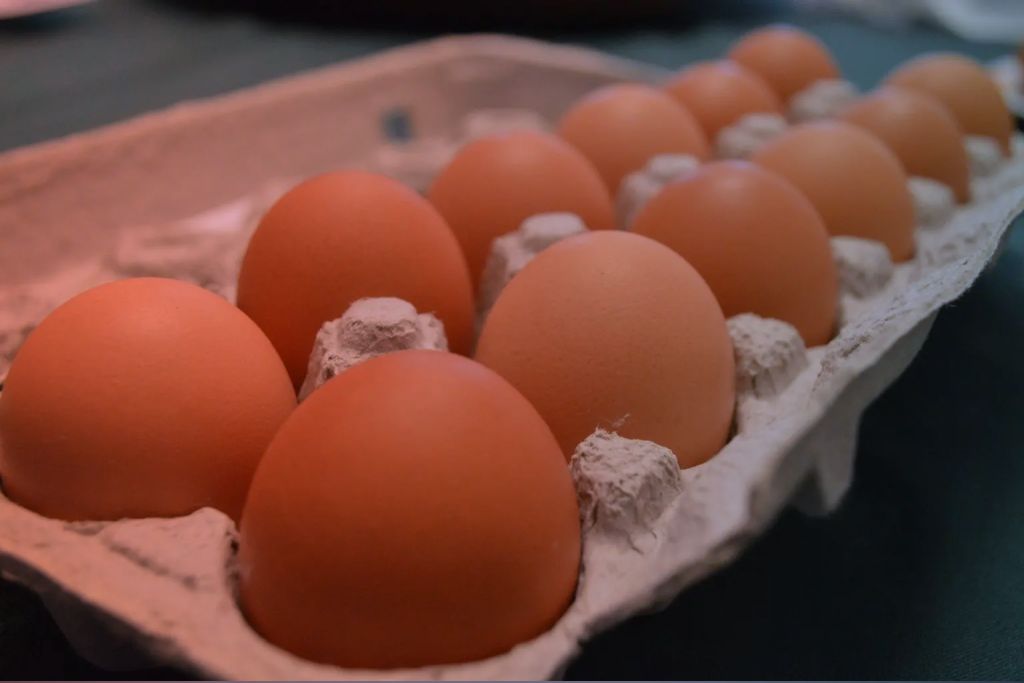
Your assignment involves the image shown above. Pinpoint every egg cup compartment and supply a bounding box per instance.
[2,35,1024,681]
[786,78,860,124]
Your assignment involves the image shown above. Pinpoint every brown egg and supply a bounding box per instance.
[238,350,580,670]
[0,278,296,523]
[838,87,972,203]
[883,53,1013,156]
[556,83,711,195]
[475,231,735,468]
[428,130,616,293]
[632,161,837,347]
[238,170,475,389]
[727,24,841,102]
[663,60,784,140]
[750,121,916,262]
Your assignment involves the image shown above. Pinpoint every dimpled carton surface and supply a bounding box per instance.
[1,35,1024,682]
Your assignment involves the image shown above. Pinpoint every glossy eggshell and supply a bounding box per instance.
[556,83,711,195]
[727,24,841,103]
[237,350,581,670]
[632,161,838,347]
[427,130,615,293]
[663,60,784,139]
[237,170,476,389]
[474,231,735,468]
[838,87,972,204]
[883,53,1013,156]
[0,278,297,523]
[750,121,917,262]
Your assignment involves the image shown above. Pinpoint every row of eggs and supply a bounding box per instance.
[0,25,1014,672]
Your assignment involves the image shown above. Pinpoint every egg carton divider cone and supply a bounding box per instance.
[2,34,1024,681]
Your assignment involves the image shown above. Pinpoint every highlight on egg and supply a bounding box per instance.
[631,161,838,347]
[474,230,736,469]
[556,83,711,195]
[727,24,841,103]
[0,277,297,524]
[750,120,917,262]
[237,350,581,670]
[838,86,972,204]
[237,170,476,389]
[427,130,616,293]
[883,53,1013,157]
[663,60,784,140]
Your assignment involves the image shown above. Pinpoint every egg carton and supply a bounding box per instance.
[1,34,1024,682]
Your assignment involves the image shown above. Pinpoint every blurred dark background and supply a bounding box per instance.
[1,1,1023,680]
[2,0,1011,154]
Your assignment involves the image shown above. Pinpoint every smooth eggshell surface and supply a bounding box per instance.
[237,170,476,389]
[474,231,735,469]
[750,121,917,262]
[428,130,616,293]
[632,161,838,347]
[883,53,1013,156]
[663,60,784,139]
[838,86,972,204]
[0,277,296,523]
[556,83,711,195]
[727,24,841,103]
[237,350,581,670]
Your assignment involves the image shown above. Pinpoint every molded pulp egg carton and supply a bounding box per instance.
[1,35,1024,682]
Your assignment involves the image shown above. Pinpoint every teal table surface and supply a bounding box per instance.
[1,1,1023,680]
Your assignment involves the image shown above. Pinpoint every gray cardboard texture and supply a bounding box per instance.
[0,35,1023,681]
